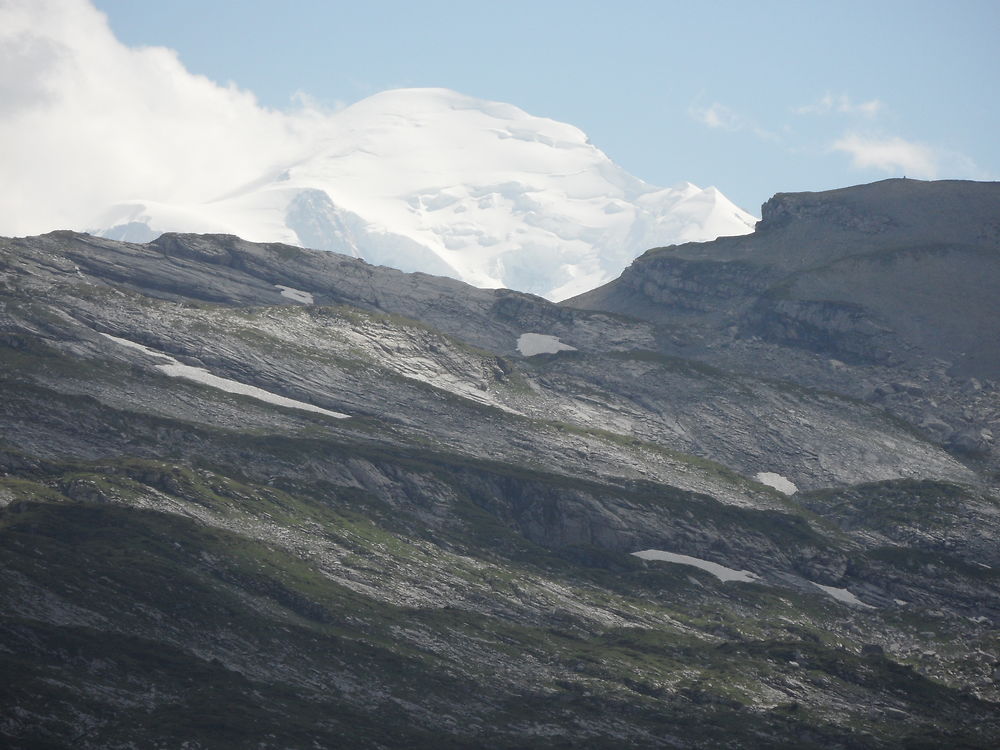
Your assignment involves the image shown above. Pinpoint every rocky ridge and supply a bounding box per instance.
[566,178,1000,473]
[2,179,999,748]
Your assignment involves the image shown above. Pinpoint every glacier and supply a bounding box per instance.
[90,88,756,300]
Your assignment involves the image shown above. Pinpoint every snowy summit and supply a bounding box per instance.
[91,88,756,300]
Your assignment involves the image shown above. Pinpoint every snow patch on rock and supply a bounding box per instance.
[517,333,577,357]
[755,471,798,495]
[100,333,348,419]
[632,549,760,583]
[275,284,314,304]
[811,582,875,609]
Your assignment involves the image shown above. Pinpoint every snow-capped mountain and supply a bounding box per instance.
[90,88,756,300]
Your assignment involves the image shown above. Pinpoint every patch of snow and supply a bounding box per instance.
[632,549,760,583]
[275,284,314,304]
[755,471,798,495]
[811,582,875,609]
[517,333,577,357]
[100,333,348,419]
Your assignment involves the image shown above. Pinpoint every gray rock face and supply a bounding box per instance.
[1,184,999,748]
[565,178,1000,471]
[568,179,1000,371]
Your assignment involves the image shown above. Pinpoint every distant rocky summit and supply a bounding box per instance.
[568,179,1000,374]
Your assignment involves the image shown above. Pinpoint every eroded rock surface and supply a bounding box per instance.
[2,181,999,748]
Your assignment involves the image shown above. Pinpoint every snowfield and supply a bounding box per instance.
[755,472,798,495]
[275,285,314,304]
[810,582,875,609]
[91,88,756,301]
[100,333,348,419]
[632,549,760,583]
[517,333,577,356]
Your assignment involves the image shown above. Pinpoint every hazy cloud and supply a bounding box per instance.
[0,0,330,236]
[832,134,938,177]
[796,93,884,118]
[290,90,348,115]
[689,102,744,131]
[688,100,778,142]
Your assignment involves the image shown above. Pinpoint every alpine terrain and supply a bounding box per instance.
[2,178,999,748]
[89,88,756,301]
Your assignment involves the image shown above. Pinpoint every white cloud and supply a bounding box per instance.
[796,93,883,118]
[688,100,779,142]
[832,134,938,177]
[854,100,883,118]
[689,101,744,131]
[0,0,331,236]
[290,90,347,115]
[688,102,749,131]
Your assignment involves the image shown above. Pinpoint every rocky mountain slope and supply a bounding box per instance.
[2,179,999,748]
[568,178,1000,467]
[89,88,756,301]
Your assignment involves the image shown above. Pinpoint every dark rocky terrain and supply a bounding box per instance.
[568,179,1000,466]
[1,178,999,748]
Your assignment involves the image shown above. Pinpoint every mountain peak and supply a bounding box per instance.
[89,89,756,300]
[337,87,585,140]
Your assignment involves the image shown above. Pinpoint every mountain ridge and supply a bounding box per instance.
[2,178,999,747]
[566,178,1000,375]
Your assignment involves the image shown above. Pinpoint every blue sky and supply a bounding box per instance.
[89,0,999,214]
[1,0,996,237]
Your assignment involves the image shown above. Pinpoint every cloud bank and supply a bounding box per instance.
[0,0,327,236]
[832,134,939,178]
[831,133,989,181]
